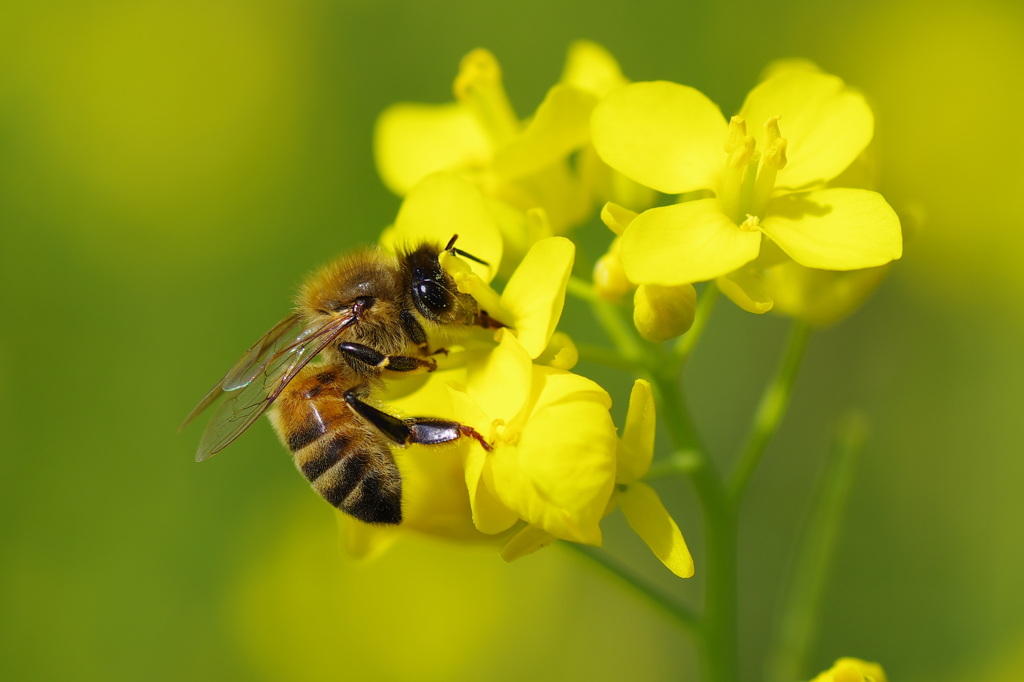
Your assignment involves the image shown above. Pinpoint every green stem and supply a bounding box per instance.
[702,505,739,682]
[575,343,645,373]
[565,274,603,304]
[767,412,867,682]
[644,449,701,481]
[562,542,700,634]
[566,276,644,361]
[648,372,737,682]
[729,322,812,504]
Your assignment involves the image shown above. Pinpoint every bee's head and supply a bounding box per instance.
[401,241,479,326]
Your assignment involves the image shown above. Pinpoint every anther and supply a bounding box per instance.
[762,116,788,170]
[727,135,756,169]
[453,49,503,99]
[724,116,748,153]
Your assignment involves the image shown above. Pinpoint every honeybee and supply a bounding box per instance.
[183,236,502,524]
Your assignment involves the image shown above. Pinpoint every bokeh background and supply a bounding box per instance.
[2,0,1022,680]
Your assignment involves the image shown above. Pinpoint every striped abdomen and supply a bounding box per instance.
[268,366,403,524]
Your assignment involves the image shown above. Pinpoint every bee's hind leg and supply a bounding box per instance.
[344,390,492,451]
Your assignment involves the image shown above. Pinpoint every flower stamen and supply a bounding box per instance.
[750,115,788,214]
[719,117,757,222]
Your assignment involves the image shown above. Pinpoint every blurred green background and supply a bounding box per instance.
[2,0,1022,680]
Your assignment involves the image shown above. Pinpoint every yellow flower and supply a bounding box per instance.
[452,331,618,544]
[374,47,596,245]
[497,380,698,570]
[809,657,887,682]
[591,67,902,287]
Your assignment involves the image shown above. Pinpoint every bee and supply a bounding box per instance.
[182,236,502,524]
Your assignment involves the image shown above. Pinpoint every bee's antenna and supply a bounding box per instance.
[445,233,490,266]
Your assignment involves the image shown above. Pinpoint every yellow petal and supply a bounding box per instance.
[508,162,590,236]
[469,475,520,535]
[761,188,902,270]
[717,268,774,314]
[440,250,508,320]
[383,372,488,541]
[390,172,503,281]
[336,512,401,560]
[499,524,557,562]
[810,657,887,682]
[580,144,659,213]
[448,386,520,535]
[592,81,728,194]
[490,368,616,544]
[616,379,655,483]
[493,84,597,180]
[533,331,579,371]
[374,102,491,195]
[560,40,627,96]
[600,201,638,236]
[619,482,694,578]
[465,329,533,423]
[632,284,697,342]
[500,237,575,357]
[740,69,873,189]
[758,58,825,82]
[484,196,535,274]
[621,199,761,285]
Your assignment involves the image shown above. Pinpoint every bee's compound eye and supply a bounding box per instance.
[414,280,449,316]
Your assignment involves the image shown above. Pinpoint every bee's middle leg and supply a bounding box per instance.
[338,342,437,372]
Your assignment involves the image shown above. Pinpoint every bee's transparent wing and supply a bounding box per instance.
[180,314,303,431]
[184,313,356,462]
[222,314,307,391]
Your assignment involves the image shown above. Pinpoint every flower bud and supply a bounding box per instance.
[633,284,697,342]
